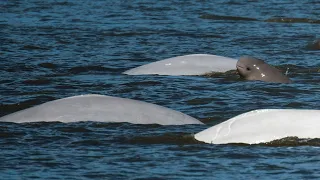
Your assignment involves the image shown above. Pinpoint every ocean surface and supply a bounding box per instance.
[1,0,319,179]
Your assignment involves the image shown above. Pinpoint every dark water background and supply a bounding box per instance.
[1,0,319,179]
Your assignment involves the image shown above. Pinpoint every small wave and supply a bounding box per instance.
[122,81,163,86]
[38,62,58,69]
[0,96,56,117]
[226,137,320,147]
[69,139,104,146]
[68,65,125,74]
[263,137,320,147]
[123,133,202,145]
[4,64,35,72]
[284,102,309,108]
[100,31,155,37]
[199,14,257,21]
[265,17,320,24]
[49,1,75,6]
[200,15,320,24]
[0,131,26,138]
[21,45,51,50]
[54,84,77,89]
[23,79,52,85]
[58,127,92,133]
[162,29,224,39]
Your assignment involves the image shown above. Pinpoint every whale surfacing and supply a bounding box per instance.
[236,56,292,83]
[194,109,320,144]
[0,94,204,125]
[123,54,237,75]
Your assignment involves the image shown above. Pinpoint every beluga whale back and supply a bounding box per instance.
[195,109,320,144]
[0,94,204,125]
[123,54,238,76]
[1,95,319,144]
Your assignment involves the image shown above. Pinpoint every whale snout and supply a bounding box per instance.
[236,59,248,76]
[236,56,249,70]
[236,63,245,70]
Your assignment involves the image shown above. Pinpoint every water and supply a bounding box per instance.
[0,0,319,179]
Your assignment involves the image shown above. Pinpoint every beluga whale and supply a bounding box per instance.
[236,56,292,83]
[123,54,238,76]
[195,109,320,144]
[0,94,204,125]
[2,95,318,145]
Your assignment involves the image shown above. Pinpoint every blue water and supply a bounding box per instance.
[1,0,319,179]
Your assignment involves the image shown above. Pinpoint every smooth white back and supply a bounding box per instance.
[123,54,237,75]
[0,94,204,125]
[195,109,320,144]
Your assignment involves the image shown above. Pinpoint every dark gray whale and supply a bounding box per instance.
[236,56,292,83]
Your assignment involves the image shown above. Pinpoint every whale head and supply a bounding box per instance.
[236,56,292,83]
[236,56,266,80]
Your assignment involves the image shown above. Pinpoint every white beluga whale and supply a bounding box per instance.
[194,109,320,144]
[0,94,203,125]
[2,94,319,144]
[123,54,237,75]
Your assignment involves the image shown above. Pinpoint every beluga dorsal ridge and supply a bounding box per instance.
[123,54,238,76]
[0,94,204,125]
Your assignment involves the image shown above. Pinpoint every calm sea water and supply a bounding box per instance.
[1,0,319,179]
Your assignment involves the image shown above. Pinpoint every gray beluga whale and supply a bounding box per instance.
[194,109,320,144]
[0,94,203,125]
[123,54,237,75]
[236,56,292,83]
